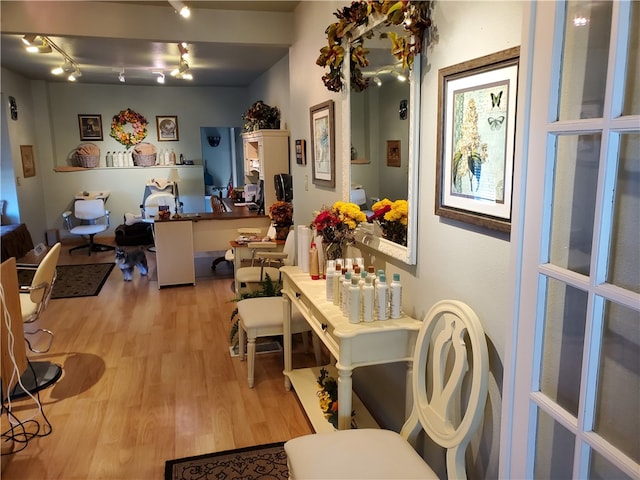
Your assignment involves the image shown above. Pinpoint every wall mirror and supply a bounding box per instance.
[344,21,421,265]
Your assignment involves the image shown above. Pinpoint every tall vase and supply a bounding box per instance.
[322,240,344,261]
[274,224,291,240]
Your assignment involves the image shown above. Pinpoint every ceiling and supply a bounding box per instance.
[0,1,300,87]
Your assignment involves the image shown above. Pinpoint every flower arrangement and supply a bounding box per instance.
[242,100,281,133]
[317,368,355,429]
[311,201,367,259]
[317,1,435,92]
[369,198,408,246]
[110,108,148,148]
[269,201,293,225]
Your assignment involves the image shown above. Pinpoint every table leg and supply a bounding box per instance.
[282,294,292,391]
[337,363,353,430]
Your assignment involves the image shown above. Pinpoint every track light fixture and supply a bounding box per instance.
[178,42,190,61]
[168,0,190,18]
[153,71,165,84]
[170,57,192,80]
[373,76,382,87]
[24,34,81,82]
[118,68,126,83]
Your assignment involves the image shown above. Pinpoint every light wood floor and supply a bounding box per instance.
[1,239,317,479]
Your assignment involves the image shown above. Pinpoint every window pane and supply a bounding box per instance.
[622,1,640,115]
[594,300,640,463]
[540,278,588,415]
[589,449,634,480]
[558,1,612,120]
[549,134,601,275]
[607,134,640,293]
[534,408,576,478]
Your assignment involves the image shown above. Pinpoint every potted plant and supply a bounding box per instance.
[269,201,293,240]
[242,101,281,132]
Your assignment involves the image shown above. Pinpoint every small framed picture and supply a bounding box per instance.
[386,140,401,167]
[310,100,335,188]
[157,115,179,141]
[20,145,36,178]
[78,114,103,141]
[295,139,306,165]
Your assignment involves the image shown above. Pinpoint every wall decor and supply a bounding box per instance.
[310,100,335,188]
[435,46,519,233]
[386,140,401,167]
[20,145,35,178]
[156,115,179,141]
[9,96,18,121]
[78,114,103,141]
[295,139,306,165]
[111,108,148,148]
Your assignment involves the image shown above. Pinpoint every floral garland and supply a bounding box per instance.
[311,201,367,259]
[317,1,435,92]
[110,108,148,148]
[317,368,355,429]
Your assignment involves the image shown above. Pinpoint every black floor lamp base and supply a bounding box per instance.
[4,361,63,401]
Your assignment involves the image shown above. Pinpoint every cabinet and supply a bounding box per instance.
[242,130,290,207]
[154,220,195,288]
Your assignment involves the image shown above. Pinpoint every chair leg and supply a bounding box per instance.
[238,324,246,361]
[247,336,256,388]
[24,328,54,354]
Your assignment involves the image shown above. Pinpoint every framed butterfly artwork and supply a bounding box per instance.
[435,46,520,233]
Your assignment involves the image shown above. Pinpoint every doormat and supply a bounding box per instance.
[18,263,115,299]
[164,442,288,480]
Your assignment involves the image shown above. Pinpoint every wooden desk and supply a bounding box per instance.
[280,266,422,431]
[154,204,270,288]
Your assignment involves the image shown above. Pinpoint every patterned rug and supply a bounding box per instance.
[18,263,115,299]
[164,442,288,480]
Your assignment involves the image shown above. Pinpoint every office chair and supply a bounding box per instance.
[140,187,180,252]
[62,199,113,255]
[18,243,61,353]
[209,195,234,271]
[285,300,489,479]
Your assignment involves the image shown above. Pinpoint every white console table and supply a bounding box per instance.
[280,266,422,431]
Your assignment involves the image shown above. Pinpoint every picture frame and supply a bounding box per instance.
[386,140,401,167]
[435,46,519,233]
[156,115,179,141]
[20,145,35,178]
[310,100,335,188]
[78,114,103,141]
[295,139,306,165]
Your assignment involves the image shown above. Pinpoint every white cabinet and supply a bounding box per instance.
[154,220,195,288]
[242,130,289,207]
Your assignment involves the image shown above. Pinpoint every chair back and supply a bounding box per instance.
[142,192,175,219]
[210,195,226,213]
[28,242,61,306]
[282,228,296,266]
[74,199,106,220]
[401,300,489,479]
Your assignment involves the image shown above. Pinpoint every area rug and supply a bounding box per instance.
[18,263,115,299]
[165,442,288,480]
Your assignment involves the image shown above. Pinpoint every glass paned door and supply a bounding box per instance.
[508,1,640,478]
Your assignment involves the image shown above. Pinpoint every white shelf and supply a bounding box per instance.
[287,365,379,433]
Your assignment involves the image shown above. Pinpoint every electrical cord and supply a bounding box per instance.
[0,284,53,455]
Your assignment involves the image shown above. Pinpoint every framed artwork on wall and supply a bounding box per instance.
[310,100,335,188]
[78,114,103,141]
[156,115,179,141]
[20,145,36,178]
[295,139,306,165]
[387,140,401,167]
[435,46,519,233]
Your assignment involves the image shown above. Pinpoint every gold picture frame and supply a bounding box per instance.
[78,114,103,141]
[156,115,179,141]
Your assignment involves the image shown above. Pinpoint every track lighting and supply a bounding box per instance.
[170,57,192,80]
[21,34,37,46]
[26,37,52,54]
[374,76,382,87]
[168,0,190,18]
[23,34,81,82]
[153,71,165,84]
[178,42,190,61]
[118,69,126,83]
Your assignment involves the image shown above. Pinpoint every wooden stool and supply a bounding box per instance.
[238,297,322,388]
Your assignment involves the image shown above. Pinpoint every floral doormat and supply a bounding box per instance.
[164,442,288,480]
[18,263,114,299]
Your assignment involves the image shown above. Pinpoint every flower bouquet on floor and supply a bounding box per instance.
[311,201,367,260]
[369,198,408,246]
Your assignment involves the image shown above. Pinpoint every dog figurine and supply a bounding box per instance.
[115,247,148,281]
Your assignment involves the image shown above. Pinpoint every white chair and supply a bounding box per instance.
[140,190,178,252]
[212,226,264,272]
[237,297,322,388]
[18,243,61,353]
[235,224,289,295]
[284,299,489,479]
[62,199,112,255]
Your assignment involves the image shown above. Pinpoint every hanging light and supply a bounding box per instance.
[168,0,190,18]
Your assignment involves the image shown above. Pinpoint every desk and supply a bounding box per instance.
[154,203,270,288]
[280,266,421,431]
[228,239,285,293]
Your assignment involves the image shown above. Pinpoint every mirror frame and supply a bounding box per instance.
[342,19,421,265]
